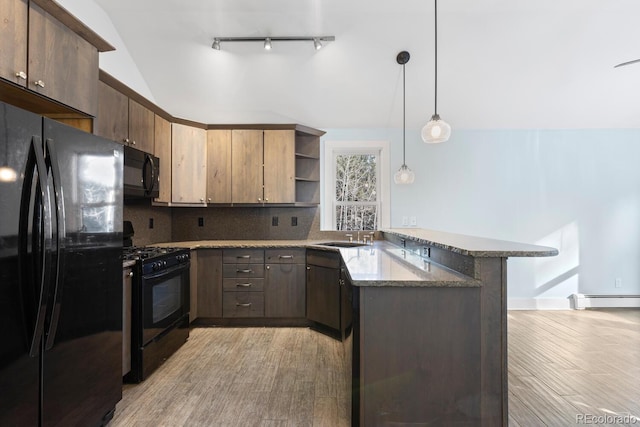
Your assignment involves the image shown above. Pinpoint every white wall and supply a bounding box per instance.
[323,128,640,308]
[55,0,156,102]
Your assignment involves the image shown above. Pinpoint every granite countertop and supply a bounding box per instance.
[383,228,559,258]
[150,239,478,288]
[334,243,480,288]
[146,228,557,287]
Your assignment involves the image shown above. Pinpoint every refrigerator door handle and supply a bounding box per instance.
[44,138,66,351]
[142,153,156,195]
[18,136,52,357]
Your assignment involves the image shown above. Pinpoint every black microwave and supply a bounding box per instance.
[123,145,160,198]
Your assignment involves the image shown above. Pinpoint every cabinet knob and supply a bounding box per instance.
[265,198,269,202]
[200,198,204,202]
[131,140,136,145]
[128,271,134,277]
[207,198,212,202]
[34,80,45,88]
[266,265,270,270]
[16,71,27,80]
[123,138,130,144]
[258,197,262,202]
[306,266,311,270]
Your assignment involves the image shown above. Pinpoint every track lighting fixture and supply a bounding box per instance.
[211,36,335,51]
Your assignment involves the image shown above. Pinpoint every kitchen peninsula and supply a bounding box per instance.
[156,228,557,426]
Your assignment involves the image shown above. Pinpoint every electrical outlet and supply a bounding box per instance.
[272,216,279,226]
[291,216,298,226]
[615,278,622,288]
[198,217,204,227]
[402,216,409,226]
[410,216,417,226]
[148,218,154,229]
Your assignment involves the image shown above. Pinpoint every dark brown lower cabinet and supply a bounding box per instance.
[350,285,485,426]
[196,249,223,318]
[306,250,341,331]
[265,263,306,317]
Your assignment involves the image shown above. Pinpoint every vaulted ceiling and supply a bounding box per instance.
[86,0,640,129]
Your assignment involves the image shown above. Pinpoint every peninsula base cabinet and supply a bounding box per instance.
[348,255,508,426]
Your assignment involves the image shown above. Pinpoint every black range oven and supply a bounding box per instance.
[123,247,190,383]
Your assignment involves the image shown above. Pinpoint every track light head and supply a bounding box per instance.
[314,38,322,50]
[264,38,272,50]
[212,38,220,50]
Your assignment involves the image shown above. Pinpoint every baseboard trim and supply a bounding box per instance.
[508,298,572,310]
[570,294,640,310]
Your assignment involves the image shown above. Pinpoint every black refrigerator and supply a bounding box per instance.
[0,101,124,426]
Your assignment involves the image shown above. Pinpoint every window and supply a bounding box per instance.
[322,141,390,230]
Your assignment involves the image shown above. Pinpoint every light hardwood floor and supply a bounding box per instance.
[110,310,640,426]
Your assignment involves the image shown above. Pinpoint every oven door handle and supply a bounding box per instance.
[143,262,190,280]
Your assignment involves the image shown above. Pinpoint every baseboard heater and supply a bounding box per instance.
[571,294,640,310]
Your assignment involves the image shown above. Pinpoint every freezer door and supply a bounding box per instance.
[40,119,124,427]
[0,102,41,426]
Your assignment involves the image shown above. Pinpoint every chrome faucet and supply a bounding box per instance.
[345,233,353,243]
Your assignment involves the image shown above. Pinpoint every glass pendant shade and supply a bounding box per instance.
[421,114,451,144]
[394,164,415,184]
[0,166,17,182]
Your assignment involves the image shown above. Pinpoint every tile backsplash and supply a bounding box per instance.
[124,202,343,245]
[171,206,323,241]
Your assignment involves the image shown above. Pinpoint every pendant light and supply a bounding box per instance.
[394,51,415,185]
[421,0,451,144]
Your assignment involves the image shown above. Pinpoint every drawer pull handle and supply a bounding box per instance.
[34,79,45,88]
[278,255,293,259]
[236,303,252,307]
[237,255,251,259]
[16,71,27,80]
[236,283,252,287]
[237,269,253,273]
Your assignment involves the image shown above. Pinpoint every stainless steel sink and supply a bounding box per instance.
[319,241,367,248]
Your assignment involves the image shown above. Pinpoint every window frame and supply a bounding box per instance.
[321,140,390,231]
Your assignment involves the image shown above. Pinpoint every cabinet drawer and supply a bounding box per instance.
[265,248,306,264]
[223,249,264,264]
[307,250,341,269]
[223,291,264,317]
[223,278,265,292]
[223,264,265,278]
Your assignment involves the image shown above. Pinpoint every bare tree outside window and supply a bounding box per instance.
[335,153,379,230]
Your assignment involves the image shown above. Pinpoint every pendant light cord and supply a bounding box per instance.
[434,0,438,116]
[402,62,406,166]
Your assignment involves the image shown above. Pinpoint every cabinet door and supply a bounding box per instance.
[197,249,223,318]
[263,130,295,203]
[0,0,28,86]
[206,129,232,203]
[231,129,263,203]
[95,80,128,143]
[307,265,340,330]
[28,3,98,116]
[128,99,155,153]
[265,263,306,318]
[172,123,207,204]
[154,115,172,203]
